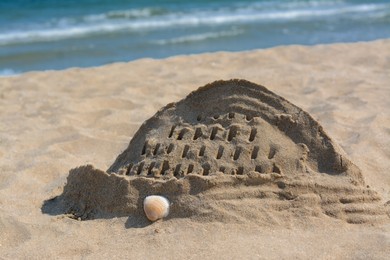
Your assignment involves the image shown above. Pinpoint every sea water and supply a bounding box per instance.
[1,0,390,75]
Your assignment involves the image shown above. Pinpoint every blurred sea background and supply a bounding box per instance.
[1,0,390,75]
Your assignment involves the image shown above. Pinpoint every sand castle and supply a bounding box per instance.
[44,79,389,225]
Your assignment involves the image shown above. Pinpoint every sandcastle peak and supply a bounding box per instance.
[108,79,362,183]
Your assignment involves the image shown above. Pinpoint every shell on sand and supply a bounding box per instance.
[143,195,170,222]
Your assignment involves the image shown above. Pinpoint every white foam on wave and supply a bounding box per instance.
[0,2,387,46]
[154,29,245,45]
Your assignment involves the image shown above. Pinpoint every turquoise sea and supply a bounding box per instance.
[1,0,390,75]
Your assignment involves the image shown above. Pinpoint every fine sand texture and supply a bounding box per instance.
[1,40,390,259]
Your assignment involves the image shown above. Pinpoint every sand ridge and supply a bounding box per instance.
[44,79,389,226]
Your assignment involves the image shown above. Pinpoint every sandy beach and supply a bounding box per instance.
[0,40,389,259]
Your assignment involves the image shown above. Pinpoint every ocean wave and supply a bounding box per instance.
[154,29,245,45]
[84,7,167,22]
[0,68,19,77]
[0,2,388,45]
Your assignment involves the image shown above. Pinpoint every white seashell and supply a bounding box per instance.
[143,195,170,222]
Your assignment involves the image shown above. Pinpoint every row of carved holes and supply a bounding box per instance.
[255,164,281,174]
[126,163,280,176]
[169,125,257,142]
[142,142,276,161]
[126,162,211,176]
[218,166,244,175]
[142,142,174,156]
[197,113,253,122]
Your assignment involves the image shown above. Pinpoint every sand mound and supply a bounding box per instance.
[43,79,389,225]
